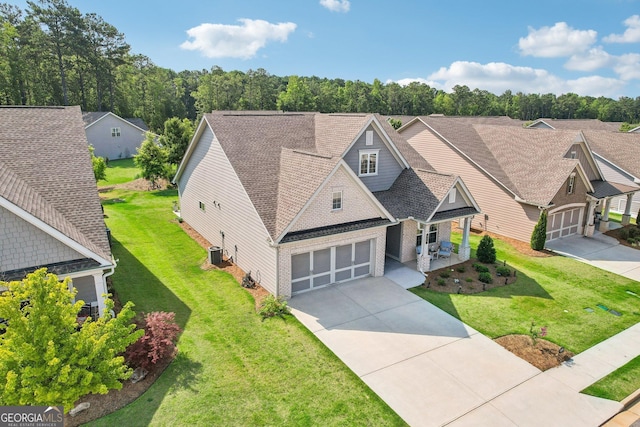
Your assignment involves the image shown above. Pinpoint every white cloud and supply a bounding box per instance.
[519,22,597,57]
[417,60,624,97]
[180,19,296,59]
[564,76,626,98]
[604,15,640,43]
[392,77,441,88]
[565,46,614,71]
[614,53,640,80]
[320,0,350,13]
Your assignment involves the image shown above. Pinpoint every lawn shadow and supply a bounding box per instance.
[472,270,553,300]
[110,236,191,329]
[150,189,178,198]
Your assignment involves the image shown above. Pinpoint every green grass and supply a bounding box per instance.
[412,233,640,354]
[92,188,404,426]
[582,355,640,401]
[97,158,139,186]
[608,212,637,225]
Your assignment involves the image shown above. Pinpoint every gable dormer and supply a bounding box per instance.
[564,135,601,181]
[343,122,407,192]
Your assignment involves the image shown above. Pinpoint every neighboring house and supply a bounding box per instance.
[173,112,480,297]
[83,111,149,160]
[0,106,114,318]
[527,120,640,219]
[528,118,622,132]
[582,130,640,220]
[399,116,638,244]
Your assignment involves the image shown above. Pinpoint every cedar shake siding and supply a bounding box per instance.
[177,125,278,294]
[343,124,404,192]
[0,205,85,271]
[403,121,540,242]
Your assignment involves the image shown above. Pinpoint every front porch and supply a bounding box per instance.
[384,251,466,289]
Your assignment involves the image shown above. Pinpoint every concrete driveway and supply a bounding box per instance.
[289,277,621,426]
[546,232,640,282]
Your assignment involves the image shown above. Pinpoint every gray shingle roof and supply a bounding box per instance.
[419,116,584,206]
[82,111,149,131]
[200,111,441,240]
[0,106,111,264]
[583,130,640,179]
[591,180,639,198]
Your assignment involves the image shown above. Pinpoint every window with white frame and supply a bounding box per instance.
[199,201,205,211]
[332,190,343,211]
[567,173,576,194]
[416,223,438,246]
[359,149,378,176]
[570,150,577,159]
[111,127,121,137]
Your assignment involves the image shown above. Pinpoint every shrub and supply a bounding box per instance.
[478,272,493,284]
[259,295,291,320]
[620,228,630,240]
[126,311,182,371]
[637,209,640,227]
[496,266,511,277]
[629,227,640,238]
[456,266,466,273]
[439,271,450,279]
[437,278,446,286]
[530,211,547,251]
[477,235,497,263]
[474,263,489,273]
[465,277,473,283]
[628,238,637,245]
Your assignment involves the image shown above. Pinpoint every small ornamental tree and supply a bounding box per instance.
[90,145,107,182]
[476,235,496,263]
[0,269,142,412]
[530,210,548,251]
[125,312,181,371]
[134,132,168,189]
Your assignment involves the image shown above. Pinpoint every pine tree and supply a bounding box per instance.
[530,210,548,251]
[477,235,496,263]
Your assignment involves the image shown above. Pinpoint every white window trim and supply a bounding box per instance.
[199,201,205,212]
[567,173,576,195]
[365,130,373,146]
[332,190,343,211]
[359,149,379,177]
[448,188,457,204]
[111,127,121,137]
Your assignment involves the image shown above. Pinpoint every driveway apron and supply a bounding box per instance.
[289,276,624,426]
[546,232,640,282]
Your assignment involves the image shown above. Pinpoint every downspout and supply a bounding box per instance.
[102,257,118,317]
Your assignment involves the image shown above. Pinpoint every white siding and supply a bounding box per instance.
[85,115,145,159]
[0,206,85,272]
[402,122,540,242]
[288,166,385,233]
[177,126,278,294]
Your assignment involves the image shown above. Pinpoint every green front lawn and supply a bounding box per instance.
[608,211,637,225]
[582,355,640,401]
[412,233,640,354]
[97,158,139,186]
[93,189,404,426]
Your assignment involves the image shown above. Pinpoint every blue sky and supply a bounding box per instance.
[11,0,640,97]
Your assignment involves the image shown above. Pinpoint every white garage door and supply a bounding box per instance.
[547,208,582,241]
[291,240,372,294]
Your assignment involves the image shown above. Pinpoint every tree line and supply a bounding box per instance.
[2,0,640,133]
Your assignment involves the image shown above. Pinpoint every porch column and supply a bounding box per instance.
[417,223,430,273]
[584,200,596,237]
[622,194,634,226]
[459,217,471,261]
[599,197,612,232]
[92,273,107,317]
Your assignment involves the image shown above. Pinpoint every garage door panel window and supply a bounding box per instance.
[547,208,582,242]
[291,240,372,294]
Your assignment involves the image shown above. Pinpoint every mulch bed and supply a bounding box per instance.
[494,335,574,371]
[605,225,640,250]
